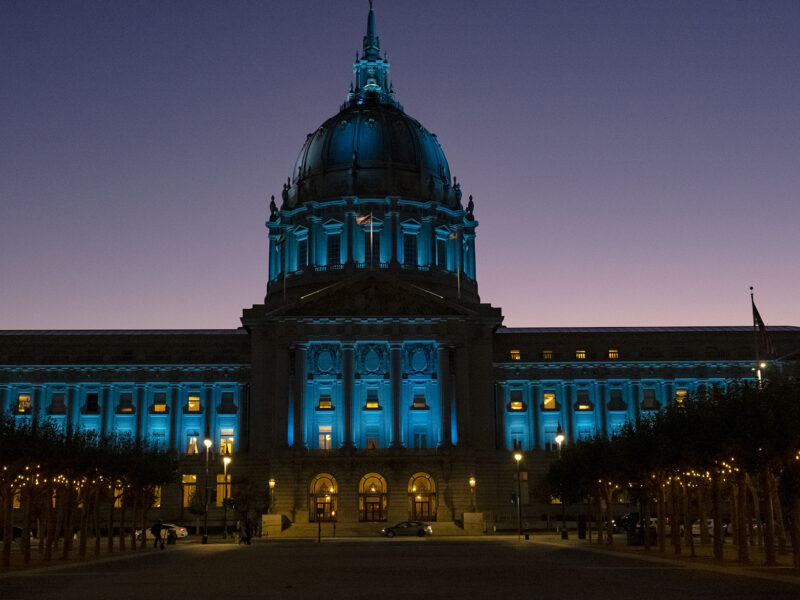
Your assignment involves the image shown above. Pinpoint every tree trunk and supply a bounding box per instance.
[43,489,54,562]
[698,485,709,546]
[671,479,681,555]
[21,487,32,564]
[605,486,614,545]
[759,468,776,566]
[657,482,667,552]
[595,496,604,544]
[770,473,788,554]
[736,474,749,563]
[788,497,800,569]
[642,496,651,551]
[2,491,13,568]
[119,499,127,551]
[93,488,102,556]
[60,488,74,560]
[683,484,695,557]
[130,493,139,550]
[107,490,115,553]
[747,475,761,548]
[730,481,739,547]
[141,500,151,550]
[53,487,64,553]
[711,471,723,562]
[78,488,89,559]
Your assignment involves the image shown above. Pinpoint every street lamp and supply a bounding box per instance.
[202,438,212,544]
[554,425,567,539]
[513,446,523,541]
[268,478,276,514]
[468,476,476,512]
[222,456,231,540]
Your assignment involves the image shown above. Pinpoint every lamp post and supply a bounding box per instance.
[202,438,212,544]
[554,425,566,539]
[468,476,476,512]
[222,456,231,540]
[513,446,523,541]
[268,478,276,514]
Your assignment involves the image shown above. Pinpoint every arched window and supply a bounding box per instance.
[408,473,437,521]
[309,473,338,522]
[359,473,387,522]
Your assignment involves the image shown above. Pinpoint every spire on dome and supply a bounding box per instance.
[346,2,401,109]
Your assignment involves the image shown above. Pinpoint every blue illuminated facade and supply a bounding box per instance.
[2,6,798,533]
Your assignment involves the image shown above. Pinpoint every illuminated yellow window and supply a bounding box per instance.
[543,392,557,410]
[509,349,521,361]
[365,391,380,409]
[367,437,379,450]
[17,393,31,414]
[118,392,134,413]
[187,394,201,412]
[216,473,232,507]
[577,403,592,410]
[152,485,162,508]
[187,436,199,455]
[542,350,553,360]
[153,392,168,413]
[318,425,332,450]
[575,349,586,360]
[675,389,688,405]
[182,474,197,507]
[412,394,427,409]
[219,433,234,455]
[509,401,524,411]
[13,491,21,509]
[608,348,619,359]
[317,395,333,409]
[113,482,124,507]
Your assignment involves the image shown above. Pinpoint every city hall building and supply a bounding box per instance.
[2,7,798,535]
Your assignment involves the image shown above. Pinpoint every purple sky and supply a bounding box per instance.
[2,1,798,330]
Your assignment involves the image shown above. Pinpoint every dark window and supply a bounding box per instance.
[413,432,427,449]
[641,389,659,411]
[575,390,593,410]
[85,393,100,414]
[116,392,135,414]
[327,233,341,265]
[297,238,308,269]
[48,393,66,415]
[608,390,627,411]
[219,392,237,414]
[403,233,417,267]
[412,394,428,409]
[436,238,446,268]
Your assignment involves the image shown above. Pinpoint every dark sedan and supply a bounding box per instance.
[379,521,432,537]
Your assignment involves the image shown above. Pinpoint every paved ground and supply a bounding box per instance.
[2,536,798,600]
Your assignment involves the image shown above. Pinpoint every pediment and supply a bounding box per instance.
[276,275,476,318]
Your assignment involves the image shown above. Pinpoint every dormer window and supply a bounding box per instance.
[509,349,521,361]
[575,349,586,360]
[608,348,619,359]
[542,350,554,360]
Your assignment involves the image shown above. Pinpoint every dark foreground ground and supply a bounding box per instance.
[2,536,798,600]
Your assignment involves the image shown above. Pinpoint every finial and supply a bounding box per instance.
[369,0,373,10]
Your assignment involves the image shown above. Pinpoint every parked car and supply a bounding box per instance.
[379,521,432,537]
[136,523,188,540]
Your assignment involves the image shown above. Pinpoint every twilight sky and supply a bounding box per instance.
[1,1,798,330]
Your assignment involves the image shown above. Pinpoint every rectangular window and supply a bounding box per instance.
[152,485,162,508]
[85,392,99,413]
[543,392,557,410]
[403,232,417,267]
[16,393,31,414]
[327,233,341,266]
[187,436,199,455]
[642,389,659,411]
[365,390,380,409]
[509,349,521,361]
[675,389,688,405]
[575,349,586,360]
[297,238,308,269]
[317,394,333,410]
[153,392,168,413]
[219,435,234,455]
[318,425,332,450]
[608,389,626,411]
[509,389,525,411]
[182,474,197,508]
[412,394,427,409]
[576,390,592,410]
[48,392,66,415]
[608,348,619,359]
[187,394,201,413]
[542,350,554,360]
[117,392,134,414]
[413,432,427,449]
[219,391,237,413]
[216,473,231,507]
[436,237,447,268]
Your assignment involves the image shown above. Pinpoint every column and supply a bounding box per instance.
[170,385,180,452]
[597,381,607,438]
[531,383,541,450]
[135,384,145,442]
[390,343,403,447]
[67,385,78,432]
[31,384,43,425]
[454,346,470,447]
[494,382,504,450]
[100,384,111,438]
[563,382,573,441]
[204,383,214,440]
[438,345,451,447]
[292,345,307,449]
[342,343,355,447]
[390,210,398,265]
[631,381,640,423]
[238,383,249,452]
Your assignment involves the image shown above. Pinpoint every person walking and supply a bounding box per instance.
[150,520,164,550]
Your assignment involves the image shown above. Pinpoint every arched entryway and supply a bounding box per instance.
[359,473,387,522]
[309,473,338,522]
[408,473,437,521]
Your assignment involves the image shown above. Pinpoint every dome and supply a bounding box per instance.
[285,100,453,207]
